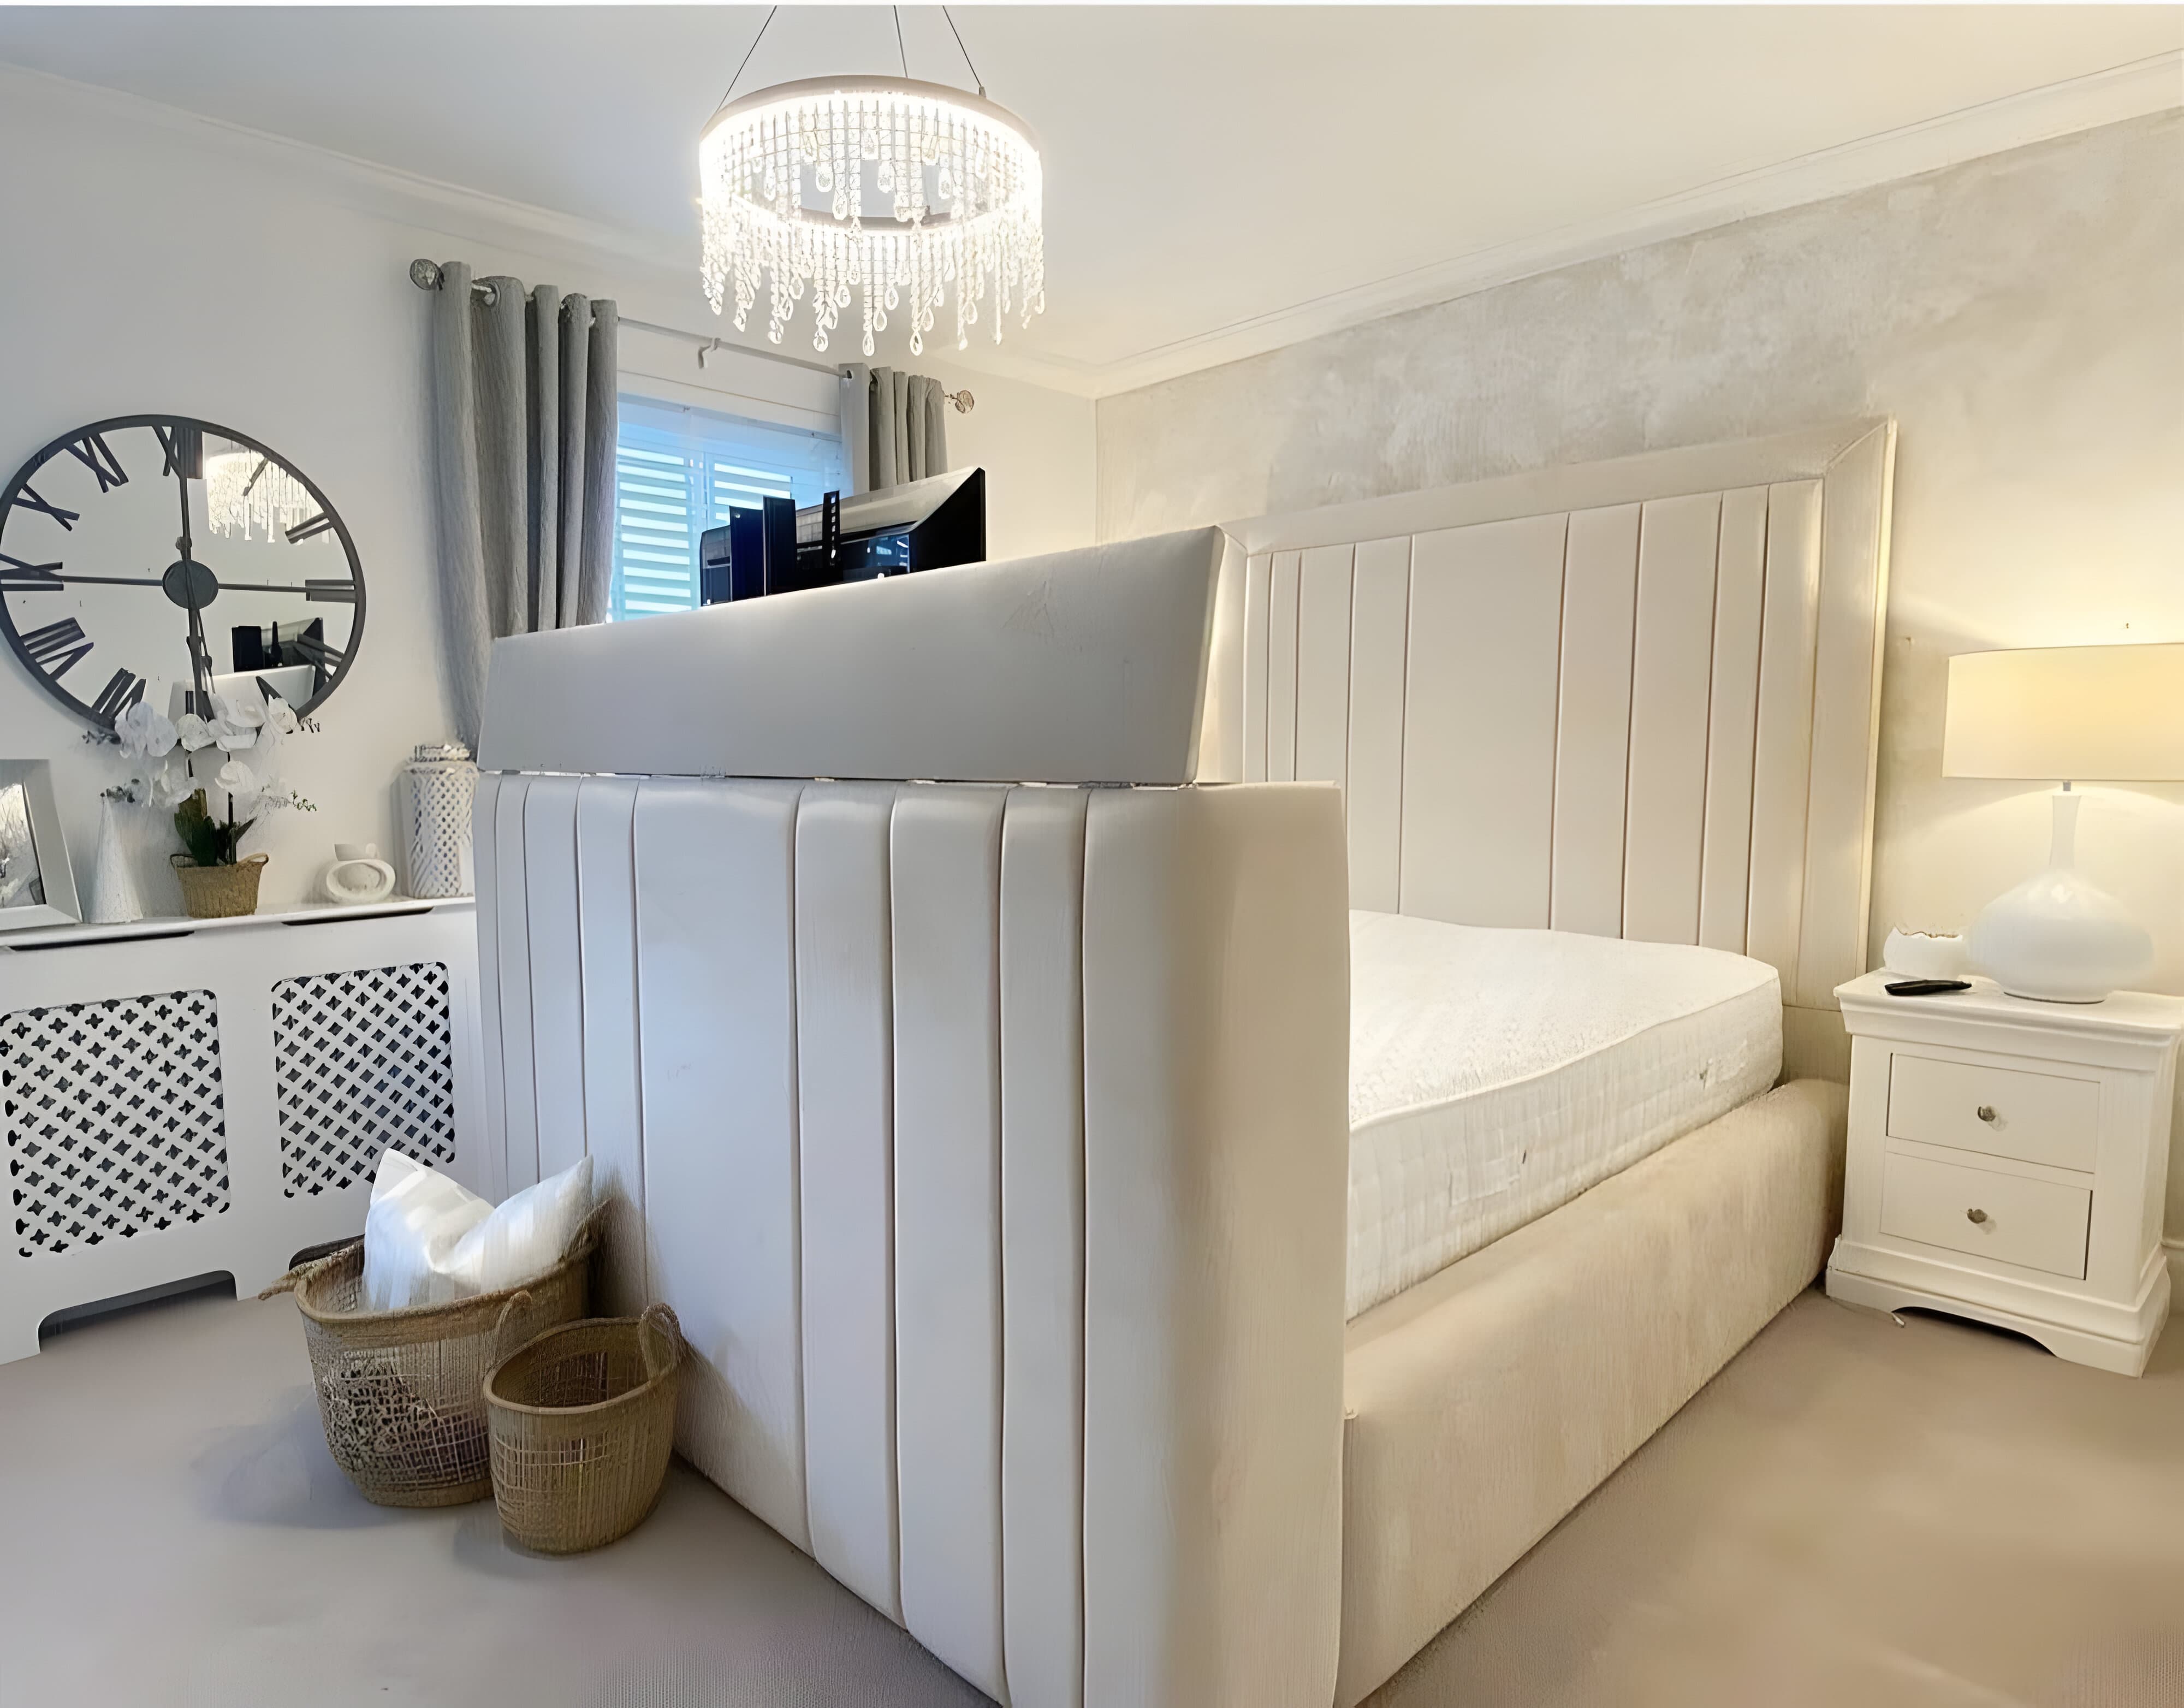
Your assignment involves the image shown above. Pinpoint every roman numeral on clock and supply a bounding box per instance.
[284,512,336,544]
[304,579,358,604]
[21,617,91,680]
[64,431,127,493]
[88,668,145,721]
[12,484,79,531]
[0,552,63,591]
[155,422,203,480]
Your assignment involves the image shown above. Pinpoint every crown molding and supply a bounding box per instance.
[4,49,2175,404]
[1088,50,2184,399]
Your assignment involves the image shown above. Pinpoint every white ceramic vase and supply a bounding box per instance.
[1967,790,2152,1004]
[86,796,144,926]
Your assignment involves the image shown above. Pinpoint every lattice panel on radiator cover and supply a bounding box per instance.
[272,962,456,1197]
[2,989,232,1258]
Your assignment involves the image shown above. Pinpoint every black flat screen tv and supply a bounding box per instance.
[699,467,984,603]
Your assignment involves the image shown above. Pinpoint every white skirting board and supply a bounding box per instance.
[0,899,486,1363]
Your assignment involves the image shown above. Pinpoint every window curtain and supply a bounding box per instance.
[428,259,618,745]
[839,364,951,494]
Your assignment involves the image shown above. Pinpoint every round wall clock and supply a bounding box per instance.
[0,414,364,729]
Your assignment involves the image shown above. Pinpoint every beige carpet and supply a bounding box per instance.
[1367,1291,2184,1708]
[4,1285,2181,1707]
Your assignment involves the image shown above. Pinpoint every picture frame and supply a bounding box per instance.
[0,760,82,933]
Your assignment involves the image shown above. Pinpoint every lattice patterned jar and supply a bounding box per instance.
[401,743,477,899]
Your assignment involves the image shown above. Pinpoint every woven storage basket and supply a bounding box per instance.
[172,852,268,918]
[263,1207,604,1508]
[485,1303,684,1555]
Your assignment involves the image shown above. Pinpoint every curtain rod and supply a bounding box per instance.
[406,257,841,379]
[408,260,974,408]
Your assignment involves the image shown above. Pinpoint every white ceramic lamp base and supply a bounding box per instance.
[1967,790,2152,1004]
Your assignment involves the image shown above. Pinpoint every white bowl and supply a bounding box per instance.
[1882,928,1968,981]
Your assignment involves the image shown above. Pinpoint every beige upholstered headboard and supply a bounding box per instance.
[1200,419,1896,1081]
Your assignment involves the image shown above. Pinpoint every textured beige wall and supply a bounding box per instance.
[1100,111,2184,1232]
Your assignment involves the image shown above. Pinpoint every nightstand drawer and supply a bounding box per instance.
[1885,1053,2098,1171]
[1879,1152,2091,1279]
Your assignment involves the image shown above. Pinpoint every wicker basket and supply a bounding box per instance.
[172,852,268,918]
[262,1208,604,1508]
[485,1303,684,1555]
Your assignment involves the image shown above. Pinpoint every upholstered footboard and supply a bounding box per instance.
[477,772,1351,1708]
[1334,1078,1849,1705]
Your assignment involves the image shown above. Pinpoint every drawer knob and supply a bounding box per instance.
[1966,1207,1990,1225]
[1975,1105,1998,1123]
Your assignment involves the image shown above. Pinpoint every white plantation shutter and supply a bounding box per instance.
[611,396,848,621]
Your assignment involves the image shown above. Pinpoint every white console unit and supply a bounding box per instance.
[0,899,484,1362]
[1827,970,2184,1376]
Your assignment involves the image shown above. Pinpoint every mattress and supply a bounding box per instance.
[1346,911,1782,1319]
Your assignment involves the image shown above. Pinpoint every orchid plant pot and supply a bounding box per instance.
[169,787,267,918]
[171,851,269,919]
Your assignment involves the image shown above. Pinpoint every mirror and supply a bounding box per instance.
[0,416,364,729]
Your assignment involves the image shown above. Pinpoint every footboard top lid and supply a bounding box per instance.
[477,527,1226,784]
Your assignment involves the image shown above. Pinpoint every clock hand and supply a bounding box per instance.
[172,448,214,711]
[14,572,349,595]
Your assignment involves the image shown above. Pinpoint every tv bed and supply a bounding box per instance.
[472,418,1895,1706]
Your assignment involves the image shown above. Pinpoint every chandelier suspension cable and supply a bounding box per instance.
[717,5,778,109]
[941,6,986,97]
[892,6,909,79]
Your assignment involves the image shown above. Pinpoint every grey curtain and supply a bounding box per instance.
[840,364,950,494]
[429,259,618,745]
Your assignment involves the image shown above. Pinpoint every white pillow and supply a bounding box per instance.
[361,1150,594,1313]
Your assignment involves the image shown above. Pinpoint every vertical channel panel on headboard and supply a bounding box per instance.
[1266,551,1302,782]
[1293,545,1356,794]
[1799,424,1894,1011]
[521,776,587,1184]
[892,787,1008,1697]
[1400,514,1569,928]
[1241,553,1272,782]
[1745,479,1825,993]
[634,779,810,1550]
[574,776,646,1319]
[1623,493,1724,945]
[999,787,1090,1708]
[471,771,509,1204]
[794,783,904,1621]
[1698,488,1770,954]
[1551,504,1641,937]
[491,774,539,1193]
[1345,537,1411,914]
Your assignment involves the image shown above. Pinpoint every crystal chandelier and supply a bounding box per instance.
[203,448,315,542]
[698,73,1044,358]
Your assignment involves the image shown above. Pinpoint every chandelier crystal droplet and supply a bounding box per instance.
[699,77,1044,357]
[203,450,315,542]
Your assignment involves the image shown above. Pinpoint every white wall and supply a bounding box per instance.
[0,67,1095,916]
[1099,110,2184,1227]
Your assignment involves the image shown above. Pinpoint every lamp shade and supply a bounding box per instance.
[1943,642,2184,782]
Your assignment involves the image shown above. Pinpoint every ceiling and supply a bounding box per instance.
[1,6,2176,394]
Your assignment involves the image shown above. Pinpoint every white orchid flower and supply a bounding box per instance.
[211,718,258,753]
[211,691,265,730]
[263,695,300,737]
[115,701,178,759]
[149,767,193,808]
[175,713,215,752]
[215,758,262,804]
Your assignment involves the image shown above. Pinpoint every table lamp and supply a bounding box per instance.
[1944,641,2184,1003]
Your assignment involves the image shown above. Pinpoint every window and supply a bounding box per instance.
[610,396,847,620]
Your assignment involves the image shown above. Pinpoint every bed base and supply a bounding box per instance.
[1337,1078,1847,1703]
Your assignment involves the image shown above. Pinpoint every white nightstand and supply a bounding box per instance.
[1827,971,2184,1376]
